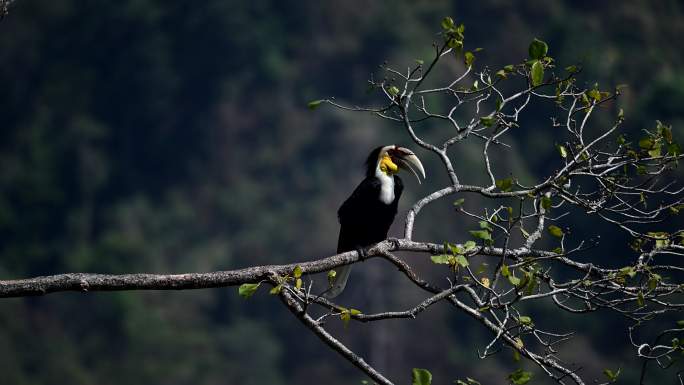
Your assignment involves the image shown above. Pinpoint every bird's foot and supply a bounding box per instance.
[387,237,401,250]
[356,246,368,261]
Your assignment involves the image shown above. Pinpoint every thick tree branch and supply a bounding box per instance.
[0,237,627,298]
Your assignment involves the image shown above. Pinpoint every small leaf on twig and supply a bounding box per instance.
[454,254,469,268]
[509,368,532,385]
[496,178,513,191]
[307,100,324,110]
[269,284,282,295]
[327,270,337,287]
[464,51,475,67]
[239,283,261,298]
[508,274,521,286]
[531,61,544,86]
[557,144,568,158]
[547,225,563,238]
[637,291,645,307]
[412,368,433,385]
[528,38,548,59]
[470,230,492,242]
[431,254,451,264]
[603,368,621,383]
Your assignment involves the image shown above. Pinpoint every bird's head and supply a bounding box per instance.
[365,145,426,183]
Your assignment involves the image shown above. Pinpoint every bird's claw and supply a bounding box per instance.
[387,237,401,250]
[356,246,367,261]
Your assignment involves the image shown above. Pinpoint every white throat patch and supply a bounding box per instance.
[375,167,395,205]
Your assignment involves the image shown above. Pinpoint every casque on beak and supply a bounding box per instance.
[389,146,426,184]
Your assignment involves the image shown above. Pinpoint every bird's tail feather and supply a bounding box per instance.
[324,264,352,298]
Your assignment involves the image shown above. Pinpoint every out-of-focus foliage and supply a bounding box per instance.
[0,0,682,384]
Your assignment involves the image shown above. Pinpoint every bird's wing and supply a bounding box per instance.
[337,177,379,227]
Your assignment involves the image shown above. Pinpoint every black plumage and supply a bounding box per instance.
[325,146,409,298]
[337,156,403,254]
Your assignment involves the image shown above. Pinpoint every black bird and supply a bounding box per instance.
[326,145,426,298]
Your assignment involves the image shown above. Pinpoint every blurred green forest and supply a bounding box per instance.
[1,1,683,384]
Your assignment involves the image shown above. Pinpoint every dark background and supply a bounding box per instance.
[1,1,683,384]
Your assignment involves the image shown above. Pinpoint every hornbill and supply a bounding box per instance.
[325,145,426,298]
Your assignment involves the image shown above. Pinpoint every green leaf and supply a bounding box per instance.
[448,36,463,50]
[307,100,324,110]
[340,309,351,328]
[479,221,493,231]
[441,16,454,30]
[496,178,513,191]
[448,242,463,255]
[454,254,469,268]
[648,232,670,249]
[668,143,681,156]
[619,266,637,279]
[504,64,515,72]
[531,60,544,86]
[415,59,424,65]
[238,283,261,298]
[480,115,495,127]
[565,65,579,73]
[350,308,362,316]
[327,270,337,286]
[508,274,521,286]
[431,254,451,264]
[495,98,503,112]
[547,225,563,238]
[520,227,530,239]
[557,144,568,158]
[661,122,673,143]
[295,278,303,291]
[648,145,662,158]
[501,265,511,277]
[639,137,654,149]
[528,38,548,59]
[495,69,507,79]
[412,368,433,385]
[541,196,552,210]
[514,337,524,349]
[293,265,302,279]
[464,51,475,67]
[470,230,492,241]
[269,284,282,295]
[518,315,533,325]
[463,240,477,251]
[603,368,621,383]
[453,198,465,207]
[508,368,533,385]
[637,291,645,307]
[587,89,601,102]
[648,274,662,291]
[676,320,684,327]
[388,86,400,96]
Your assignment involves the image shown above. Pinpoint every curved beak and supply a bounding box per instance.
[390,146,426,184]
